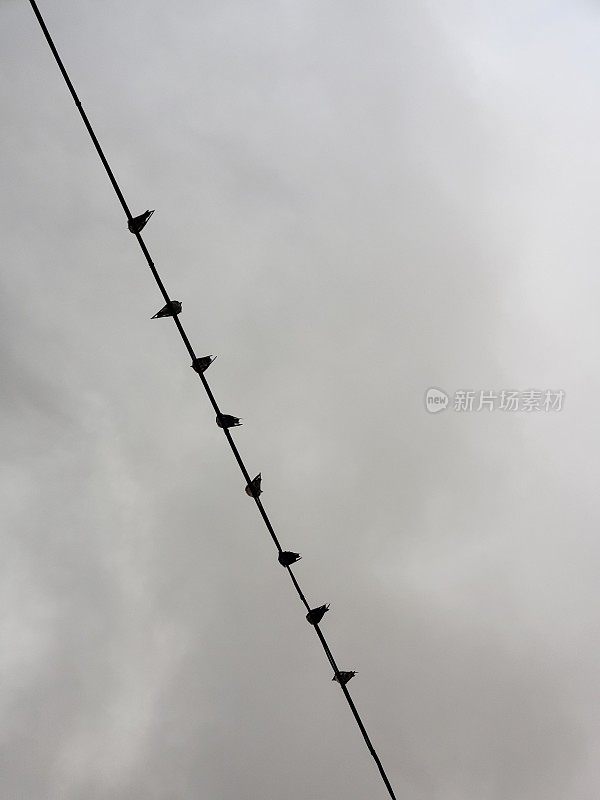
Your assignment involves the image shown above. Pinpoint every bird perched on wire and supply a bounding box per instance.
[216,414,242,429]
[191,355,216,374]
[306,604,330,625]
[278,550,301,567]
[151,300,182,319]
[245,474,262,498]
[128,209,154,234]
[332,671,357,685]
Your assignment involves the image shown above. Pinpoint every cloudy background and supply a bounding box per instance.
[1,0,600,797]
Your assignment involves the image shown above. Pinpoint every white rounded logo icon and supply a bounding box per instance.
[425,387,449,413]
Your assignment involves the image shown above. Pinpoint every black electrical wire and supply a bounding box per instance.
[26,2,397,797]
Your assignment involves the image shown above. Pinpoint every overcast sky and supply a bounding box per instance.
[1,1,600,798]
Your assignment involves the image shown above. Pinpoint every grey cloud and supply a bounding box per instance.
[1,0,599,797]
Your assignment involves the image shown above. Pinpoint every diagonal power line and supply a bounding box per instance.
[26,2,397,797]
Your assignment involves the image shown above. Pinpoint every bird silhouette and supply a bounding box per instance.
[332,671,357,685]
[216,414,242,429]
[306,604,330,625]
[151,300,182,319]
[278,551,301,567]
[191,355,216,374]
[128,209,154,234]
[245,474,262,498]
